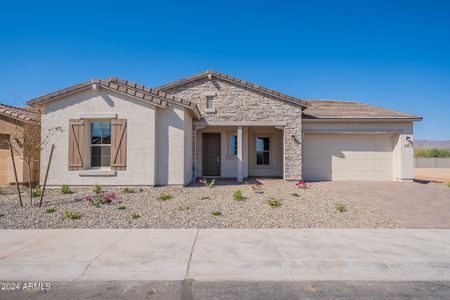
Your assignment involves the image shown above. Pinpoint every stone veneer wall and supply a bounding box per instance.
[164,77,303,180]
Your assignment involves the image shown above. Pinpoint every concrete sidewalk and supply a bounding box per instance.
[1,229,450,282]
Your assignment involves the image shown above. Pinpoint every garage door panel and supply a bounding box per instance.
[303,134,394,181]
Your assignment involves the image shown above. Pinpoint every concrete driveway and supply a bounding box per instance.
[313,181,450,228]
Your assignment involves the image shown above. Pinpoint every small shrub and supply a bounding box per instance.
[60,184,71,194]
[267,198,282,208]
[31,185,41,198]
[201,196,210,200]
[177,205,190,211]
[159,193,172,201]
[212,210,222,216]
[291,192,299,197]
[199,178,215,188]
[117,205,127,210]
[295,180,310,189]
[45,208,56,213]
[92,184,102,194]
[122,187,135,194]
[233,189,244,201]
[64,210,82,219]
[335,202,346,212]
[84,192,116,206]
[448,183,450,188]
[132,213,140,219]
[0,187,3,194]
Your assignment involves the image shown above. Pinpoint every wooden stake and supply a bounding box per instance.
[39,144,55,208]
[10,146,22,207]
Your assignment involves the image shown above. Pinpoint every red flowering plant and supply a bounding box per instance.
[295,180,310,189]
[83,192,116,207]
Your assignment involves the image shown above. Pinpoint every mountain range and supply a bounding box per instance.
[415,140,450,149]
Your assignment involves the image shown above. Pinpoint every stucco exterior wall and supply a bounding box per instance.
[155,105,187,185]
[164,77,303,180]
[303,120,415,181]
[41,89,156,186]
[184,110,193,184]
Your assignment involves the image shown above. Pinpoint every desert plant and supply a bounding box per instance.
[31,185,41,198]
[212,210,222,216]
[291,192,299,197]
[295,180,310,189]
[267,198,282,208]
[233,189,244,201]
[117,205,127,210]
[335,202,346,212]
[199,178,215,188]
[132,213,140,219]
[414,148,450,158]
[92,184,102,194]
[0,187,3,194]
[159,193,172,201]
[122,187,135,194]
[177,205,190,211]
[45,208,56,213]
[84,192,116,206]
[64,210,82,219]
[60,184,71,194]
[201,196,210,200]
[448,183,450,188]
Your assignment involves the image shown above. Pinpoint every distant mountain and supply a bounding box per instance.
[415,140,450,149]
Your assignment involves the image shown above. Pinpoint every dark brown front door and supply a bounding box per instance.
[202,133,221,176]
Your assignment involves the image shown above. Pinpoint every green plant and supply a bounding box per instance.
[64,210,82,219]
[414,148,450,158]
[0,187,3,194]
[212,210,222,216]
[233,189,244,201]
[92,184,102,194]
[335,202,346,212]
[132,213,140,219]
[60,184,71,194]
[177,205,190,211]
[122,187,135,194]
[159,193,172,201]
[117,205,127,210]
[201,196,210,200]
[291,192,299,197]
[199,178,216,188]
[45,208,56,213]
[267,198,282,208]
[31,185,41,198]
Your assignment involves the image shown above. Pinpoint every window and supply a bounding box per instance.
[91,122,111,167]
[206,96,214,109]
[256,137,270,165]
[228,134,237,156]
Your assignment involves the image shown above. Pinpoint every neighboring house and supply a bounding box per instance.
[0,104,40,185]
[27,71,421,186]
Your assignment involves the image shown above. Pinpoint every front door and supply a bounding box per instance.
[202,133,221,176]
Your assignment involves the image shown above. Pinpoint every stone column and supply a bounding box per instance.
[237,126,243,182]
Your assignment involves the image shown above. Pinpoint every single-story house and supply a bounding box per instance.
[27,71,421,186]
[0,104,40,185]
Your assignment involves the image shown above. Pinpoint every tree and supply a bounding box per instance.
[7,106,62,206]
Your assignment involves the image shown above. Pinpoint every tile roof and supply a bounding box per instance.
[27,78,201,119]
[156,70,309,108]
[303,100,422,120]
[0,103,40,123]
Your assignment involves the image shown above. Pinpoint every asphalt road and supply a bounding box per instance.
[2,280,450,300]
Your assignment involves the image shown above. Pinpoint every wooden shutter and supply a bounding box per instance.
[111,119,127,170]
[68,119,84,170]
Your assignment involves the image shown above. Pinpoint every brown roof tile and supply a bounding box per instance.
[0,103,40,123]
[303,100,422,120]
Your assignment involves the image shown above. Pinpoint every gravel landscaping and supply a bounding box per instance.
[0,179,399,229]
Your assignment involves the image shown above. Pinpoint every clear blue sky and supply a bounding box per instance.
[1,0,449,140]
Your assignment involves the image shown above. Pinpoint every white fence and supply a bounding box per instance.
[415,158,450,168]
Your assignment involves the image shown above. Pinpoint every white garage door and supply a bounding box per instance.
[303,134,395,181]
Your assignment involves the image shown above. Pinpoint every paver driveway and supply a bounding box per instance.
[312,181,450,228]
